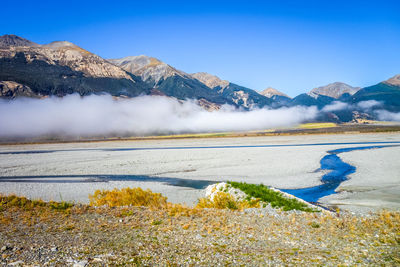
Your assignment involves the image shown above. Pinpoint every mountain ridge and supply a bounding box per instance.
[190,72,273,108]
[0,35,149,97]
[1,34,399,119]
[260,87,290,99]
[109,55,229,105]
[308,82,360,99]
[0,34,39,48]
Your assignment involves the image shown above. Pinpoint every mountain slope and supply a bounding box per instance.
[110,56,230,105]
[191,72,273,108]
[384,74,400,86]
[260,87,289,98]
[290,93,335,108]
[309,82,360,99]
[0,34,39,48]
[0,35,149,98]
[260,87,291,106]
[0,81,37,98]
[352,75,400,112]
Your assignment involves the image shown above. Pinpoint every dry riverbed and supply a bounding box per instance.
[0,133,399,213]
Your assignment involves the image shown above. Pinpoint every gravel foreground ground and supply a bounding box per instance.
[1,203,399,266]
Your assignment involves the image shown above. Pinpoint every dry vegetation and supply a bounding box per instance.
[89,187,168,208]
[0,191,399,266]
[299,122,337,129]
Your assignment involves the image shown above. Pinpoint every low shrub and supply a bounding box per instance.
[50,201,73,211]
[196,191,260,210]
[89,187,168,208]
[0,194,72,214]
[0,194,46,210]
[227,182,317,212]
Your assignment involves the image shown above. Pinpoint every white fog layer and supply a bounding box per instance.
[0,94,318,137]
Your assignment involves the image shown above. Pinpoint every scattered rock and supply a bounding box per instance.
[8,261,24,266]
[73,260,88,267]
[92,257,103,263]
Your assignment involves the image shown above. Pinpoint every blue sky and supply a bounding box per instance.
[2,0,400,97]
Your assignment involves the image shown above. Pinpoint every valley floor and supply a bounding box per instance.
[0,132,399,213]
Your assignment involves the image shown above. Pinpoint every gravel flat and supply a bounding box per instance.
[1,204,399,266]
[320,145,400,212]
[0,133,399,212]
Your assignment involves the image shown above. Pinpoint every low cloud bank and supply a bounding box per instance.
[357,100,382,110]
[322,101,349,112]
[376,110,400,122]
[322,100,383,113]
[0,95,318,138]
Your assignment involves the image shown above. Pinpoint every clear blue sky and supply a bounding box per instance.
[2,0,400,97]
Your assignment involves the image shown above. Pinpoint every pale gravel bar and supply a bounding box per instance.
[320,145,400,212]
[0,132,399,212]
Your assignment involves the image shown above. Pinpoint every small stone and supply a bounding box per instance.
[50,247,58,252]
[195,234,202,240]
[0,246,7,252]
[92,258,103,263]
[73,260,88,267]
[9,261,24,266]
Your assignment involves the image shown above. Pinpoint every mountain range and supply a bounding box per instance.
[1,34,399,122]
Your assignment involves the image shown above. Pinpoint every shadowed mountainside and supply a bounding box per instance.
[191,72,273,108]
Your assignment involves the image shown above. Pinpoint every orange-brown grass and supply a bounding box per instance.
[88,187,262,219]
[89,187,168,208]
[166,203,201,217]
[0,194,74,227]
[0,194,72,212]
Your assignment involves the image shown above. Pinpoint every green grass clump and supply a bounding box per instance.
[49,201,73,211]
[196,191,260,210]
[151,219,163,225]
[227,182,318,212]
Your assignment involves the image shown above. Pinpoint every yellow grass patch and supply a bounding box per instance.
[89,187,168,208]
[299,123,337,129]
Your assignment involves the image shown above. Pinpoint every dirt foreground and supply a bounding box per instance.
[0,201,399,266]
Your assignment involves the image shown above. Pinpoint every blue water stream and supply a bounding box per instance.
[281,145,399,203]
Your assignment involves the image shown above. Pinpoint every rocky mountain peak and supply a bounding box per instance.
[42,41,91,55]
[191,72,230,89]
[109,55,186,84]
[260,87,290,98]
[43,41,79,49]
[0,35,136,89]
[0,34,39,48]
[384,74,400,86]
[109,55,164,73]
[309,82,360,99]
